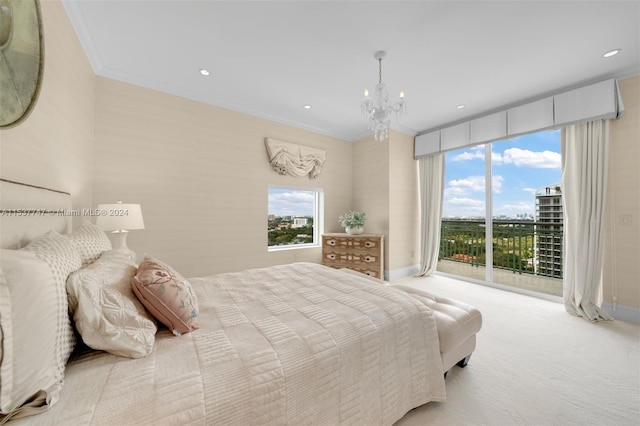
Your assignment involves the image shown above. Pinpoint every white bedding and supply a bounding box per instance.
[13,262,445,425]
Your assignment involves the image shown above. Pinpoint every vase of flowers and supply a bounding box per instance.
[339,210,366,235]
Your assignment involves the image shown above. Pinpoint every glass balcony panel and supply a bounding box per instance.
[437,220,487,282]
[438,219,562,296]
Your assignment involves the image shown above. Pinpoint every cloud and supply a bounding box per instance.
[451,146,503,163]
[448,197,485,206]
[522,187,538,195]
[495,201,536,216]
[443,197,485,217]
[492,176,504,194]
[445,175,504,196]
[445,198,537,217]
[502,148,561,169]
[447,176,485,194]
[452,151,484,161]
[268,190,314,216]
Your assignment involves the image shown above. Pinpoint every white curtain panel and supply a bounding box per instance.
[416,153,445,276]
[561,120,613,321]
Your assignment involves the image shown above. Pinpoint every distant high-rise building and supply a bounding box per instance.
[291,217,308,228]
[535,183,563,278]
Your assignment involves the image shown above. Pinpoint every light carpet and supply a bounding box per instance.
[392,274,640,426]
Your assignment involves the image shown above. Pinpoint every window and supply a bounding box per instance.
[438,130,563,296]
[267,185,323,250]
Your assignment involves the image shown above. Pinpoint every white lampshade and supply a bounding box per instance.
[96,203,145,231]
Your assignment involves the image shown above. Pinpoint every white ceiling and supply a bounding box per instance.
[62,0,640,141]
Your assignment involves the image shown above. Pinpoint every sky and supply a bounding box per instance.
[268,187,315,217]
[443,130,561,218]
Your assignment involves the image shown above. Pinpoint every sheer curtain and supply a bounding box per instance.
[561,119,613,321]
[416,153,445,276]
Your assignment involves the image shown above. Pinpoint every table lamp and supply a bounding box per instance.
[96,201,145,259]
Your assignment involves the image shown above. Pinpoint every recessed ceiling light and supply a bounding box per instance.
[602,49,621,58]
[199,68,210,76]
[456,104,465,109]
[303,105,312,110]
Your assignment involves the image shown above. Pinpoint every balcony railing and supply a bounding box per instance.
[439,219,563,278]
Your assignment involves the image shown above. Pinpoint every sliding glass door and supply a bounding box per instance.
[437,130,563,296]
[438,144,488,282]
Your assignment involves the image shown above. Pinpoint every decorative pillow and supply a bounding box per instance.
[131,255,199,336]
[0,249,70,420]
[66,250,157,358]
[68,221,112,267]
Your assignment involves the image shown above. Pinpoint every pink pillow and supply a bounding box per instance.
[131,255,199,336]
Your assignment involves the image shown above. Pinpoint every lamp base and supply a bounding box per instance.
[109,230,137,262]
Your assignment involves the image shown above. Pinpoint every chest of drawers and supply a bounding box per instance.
[321,233,384,279]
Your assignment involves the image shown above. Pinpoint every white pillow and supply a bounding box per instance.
[22,231,82,372]
[0,250,66,420]
[68,221,112,267]
[66,250,157,358]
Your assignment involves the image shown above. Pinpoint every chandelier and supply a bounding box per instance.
[361,51,406,141]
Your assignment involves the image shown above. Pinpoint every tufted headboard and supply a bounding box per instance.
[0,178,72,249]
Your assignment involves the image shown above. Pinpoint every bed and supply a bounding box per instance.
[0,179,478,425]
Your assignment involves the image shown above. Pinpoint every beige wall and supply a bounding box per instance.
[388,131,420,275]
[352,133,390,272]
[92,78,352,277]
[604,75,640,309]
[0,0,95,220]
[352,130,420,278]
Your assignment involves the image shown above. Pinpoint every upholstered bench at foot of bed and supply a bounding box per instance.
[394,285,483,376]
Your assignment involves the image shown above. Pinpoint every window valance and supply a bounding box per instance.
[415,78,625,159]
[264,138,326,179]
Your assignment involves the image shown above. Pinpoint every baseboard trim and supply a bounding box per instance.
[386,264,421,281]
[602,302,640,324]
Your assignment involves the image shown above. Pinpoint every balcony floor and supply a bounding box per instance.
[437,259,563,297]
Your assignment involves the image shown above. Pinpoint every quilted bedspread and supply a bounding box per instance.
[14,262,445,425]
